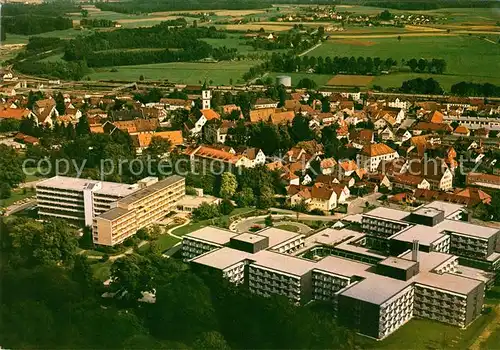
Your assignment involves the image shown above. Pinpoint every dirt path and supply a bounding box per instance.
[470,304,500,350]
[299,42,322,57]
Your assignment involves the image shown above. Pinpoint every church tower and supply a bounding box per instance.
[201,81,211,110]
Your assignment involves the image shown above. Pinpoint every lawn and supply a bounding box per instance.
[361,312,496,350]
[0,188,36,209]
[138,234,181,253]
[87,60,261,85]
[91,260,113,282]
[200,35,256,55]
[275,224,300,233]
[171,207,254,236]
[307,35,500,89]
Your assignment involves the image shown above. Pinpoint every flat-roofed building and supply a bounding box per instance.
[182,227,239,260]
[362,207,412,237]
[337,275,414,339]
[248,250,315,304]
[93,175,185,246]
[36,176,139,225]
[190,247,252,284]
[413,272,484,327]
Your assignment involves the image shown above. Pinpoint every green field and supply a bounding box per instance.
[87,60,261,85]
[359,312,496,350]
[201,35,256,54]
[308,35,500,89]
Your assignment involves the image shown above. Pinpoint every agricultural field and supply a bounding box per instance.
[307,35,500,90]
[87,60,260,85]
[327,75,374,87]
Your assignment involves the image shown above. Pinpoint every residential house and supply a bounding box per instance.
[453,125,470,137]
[109,119,159,135]
[466,172,500,190]
[160,98,192,111]
[217,120,236,144]
[406,158,453,191]
[221,104,243,118]
[412,122,453,135]
[132,130,184,154]
[237,147,266,167]
[357,143,399,173]
[14,133,40,146]
[254,98,278,109]
[392,174,431,190]
[0,107,34,121]
[310,183,337,211]
[338,160,358,179]
[320,158,338,175]
[185,145,252,169]
[351,129,374,149]
[380,126,395,141]
[33,98,58,127]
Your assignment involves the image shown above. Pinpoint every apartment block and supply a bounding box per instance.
[248,250,314,304]
[36,176,137,225]
[184,221,490,340]
[182,227,238,260]
[37,175,186,246]
[93,176,185,246]
[362,207,412,238]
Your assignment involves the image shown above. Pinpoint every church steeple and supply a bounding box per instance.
[201,80,211,110]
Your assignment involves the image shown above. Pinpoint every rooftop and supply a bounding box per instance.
[340,274,411,305]
[190,247,251,270]
[97,207,130,221]
[255,227,303,249]
[184,226,239,245]
[118,175,184,205]
[364,207,410,222]
[252,250,315,276]
[379,256,418,270]
[314,255,372,277]
[422,201,464,218]
[437,219,499,240]
[36,176,138,197]
[399,251,455,273]
[232,232,269,245]
[390,225,444,246]
[415,272,482,296]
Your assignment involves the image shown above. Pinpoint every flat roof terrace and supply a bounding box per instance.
[37,176,137,197]
[190,247,252,270]
[184,226,239,245]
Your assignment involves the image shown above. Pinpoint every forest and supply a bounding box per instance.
[63,24,235,67]
[80,19,116,28]
[0,214,356,349]
[451,82,500,97]
[2,15,73,35]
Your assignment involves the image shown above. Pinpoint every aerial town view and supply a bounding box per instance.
[0,0,499,348]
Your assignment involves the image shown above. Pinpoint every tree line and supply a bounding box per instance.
[406,58,446,74]
[399,77,444,95]
[451,82,500,97]
[366,0,498,10]
[2,15,73,35]
[80,18,116,28]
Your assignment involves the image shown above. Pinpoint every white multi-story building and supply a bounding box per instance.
[36,176,138,226]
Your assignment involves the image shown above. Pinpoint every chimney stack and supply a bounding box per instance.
[412,240,420,262]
